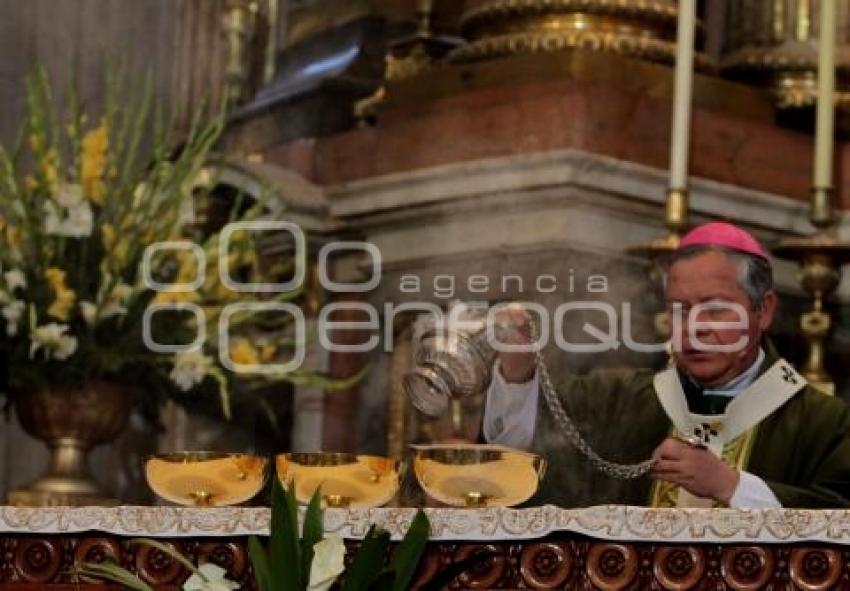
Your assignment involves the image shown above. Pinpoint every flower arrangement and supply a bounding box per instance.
[249,481,430,591]
[0,69,327,419]
[76,480,432,591]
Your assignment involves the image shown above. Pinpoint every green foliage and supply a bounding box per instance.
[249,478,318,591]
[249,479,432,591]
[74,561,154,591]
[341,526,391,591]
[340,510,430,591]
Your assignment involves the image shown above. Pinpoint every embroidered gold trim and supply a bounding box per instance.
[649,427,758,508]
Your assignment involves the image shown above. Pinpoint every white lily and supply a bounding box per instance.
[169,350,213,391]
[101,282,132,320]
[80,283,133,327]
[4,269,26,293]
[2,300,25,336]
[308,535,346,591]
[56,183,84,208]
[44,200,93,238]
[79,301,98,327]
[29,322,77,360]
[182,563,239,591]
[111,283,133,301]
[131,182,148,208]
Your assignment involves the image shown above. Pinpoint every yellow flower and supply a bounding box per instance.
[140,228,157,245]
[153,290,198,305]
[44,267,76,321]
[80,121,108,205]
[101,224,130,272]
[101,223,116,250]
[260,343,276,362]
[113,240,129,269]
[44,267,66,289]
[176,251,199,284]
[6,225,21,249]
[24,175,38,191]
[229,338,259,367]
[42,149,59,191]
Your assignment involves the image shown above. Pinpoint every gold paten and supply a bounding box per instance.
[411,444,546,508]
[145,452,268,507]
[276,452,404,508]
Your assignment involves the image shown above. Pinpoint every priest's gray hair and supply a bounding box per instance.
[664,244,774,310]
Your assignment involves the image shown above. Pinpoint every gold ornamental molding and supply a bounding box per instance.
[449,0,709,67]
[720,1,850,111]
[723,44,850,110]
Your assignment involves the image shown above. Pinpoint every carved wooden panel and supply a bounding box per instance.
[3,533,850,590]
[407,540,850,590]
[0,535,257,590]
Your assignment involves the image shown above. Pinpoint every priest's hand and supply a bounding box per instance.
[650,438,740,504]
[494,304,537,383]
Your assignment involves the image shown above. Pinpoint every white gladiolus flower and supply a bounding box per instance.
[169,350,213,391]
[80,301,98,327]
[182,563,239,591]
[44,198,93,238]
[2,300,25,336]
[4,269,26,293]
[56,183,84,207]
[308,535,346,591]
[80,284,132,327]
[100,301,127,320]
[132,182,148,208]
[111,283,133,301]
[178,196,195,225]
[29,323,77,360]
[100,282,132,320]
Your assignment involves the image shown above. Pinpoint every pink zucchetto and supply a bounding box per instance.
[678,222,769,260]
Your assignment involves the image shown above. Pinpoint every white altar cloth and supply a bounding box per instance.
[3,505,850,544]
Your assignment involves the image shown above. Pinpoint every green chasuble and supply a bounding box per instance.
[527,343,850,508]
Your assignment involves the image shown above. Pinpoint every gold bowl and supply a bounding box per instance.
[276,453,403,508]
[411,443,546,508]
[145,452,268,507]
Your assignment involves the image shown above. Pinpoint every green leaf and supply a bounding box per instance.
[248,535,273,591]
[341,525,391,591]
[75,561,153,591]
[390,510,430,591]
[369,568,396,591]
[129,538,200,576]
[300,486,324,587]
[270,477,302,591]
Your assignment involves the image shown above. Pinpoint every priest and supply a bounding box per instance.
[485,222,850,508]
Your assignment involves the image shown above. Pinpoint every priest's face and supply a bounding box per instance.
[665,250,777,387]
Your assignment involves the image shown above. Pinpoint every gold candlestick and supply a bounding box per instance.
[222,0,259,107]
[626,189,689,342]
[773,235,850,395]
[773,1,847,395]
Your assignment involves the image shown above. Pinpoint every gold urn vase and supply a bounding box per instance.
[7,381,131,506]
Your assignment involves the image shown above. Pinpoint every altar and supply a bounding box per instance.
[3,505,850,590]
